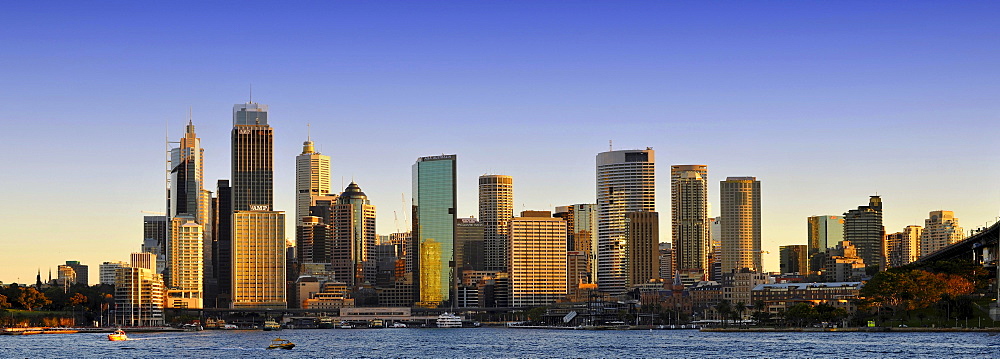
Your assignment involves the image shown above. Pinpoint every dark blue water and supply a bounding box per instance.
[2,328,999,358]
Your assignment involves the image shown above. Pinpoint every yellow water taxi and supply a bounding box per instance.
[267,338,295,350]
[107,329,128,341]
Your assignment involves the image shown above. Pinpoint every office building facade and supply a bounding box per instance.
[596,148,655,294]
[480,175,513,272]
[412,155,457,307]
[671,165,709,275]
[920,210,965,257]
[626,211,659,287]
[720,177,761,273]
[509,211,568,307]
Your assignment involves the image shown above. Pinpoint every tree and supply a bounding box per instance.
[0,294,10,309]
[784,303,817,327]
[16,287,51,311]
[68,293,88,307]
[715,300,732,327]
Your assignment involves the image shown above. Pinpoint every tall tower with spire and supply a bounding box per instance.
[167,118,207,308]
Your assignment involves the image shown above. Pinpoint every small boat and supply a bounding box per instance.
[267,338,295,350]
[263,318,281,331]
[338,321,354,329]
[369,319,385,328]
[107,329,128,341]
[436,312,462,328]
[392,322,407,328]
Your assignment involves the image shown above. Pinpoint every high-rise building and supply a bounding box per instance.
[480,175,513,272]
[328,182,377,286]
[229,101,285,309]
[296,138,331,225]
[658,243,673,280]
[210,180,232,308]
[115,257,164,327]
[167,120,210,289]
[596,148,655,294]
[413,155,457,307]
[231,211,286,309]
[887,225,922,268]
[169,120,208,224]
[166,215,204,308]
[509,211,567,307]
[554,204,597,283]
[456,217,485,271]
[720,177,761,273]
[671,165,709,275]
[807,215,844,255]
[57,265,76,289]
[232,102,273,212]
[99,261,128,286]
[920,210,965,257]
[64,261,89,286]
[143,216,167,274]
[779,245,808,275]
[625,211,659,287]
[843,196,885,271]
[131,252,156,271]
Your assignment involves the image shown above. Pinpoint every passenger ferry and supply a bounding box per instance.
[436,313,462,328]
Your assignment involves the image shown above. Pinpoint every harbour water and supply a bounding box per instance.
[2,327,999,358]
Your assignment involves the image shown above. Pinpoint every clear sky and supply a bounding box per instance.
[2,1,999,284]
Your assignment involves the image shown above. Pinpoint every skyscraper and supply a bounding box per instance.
[480,175,513,272]
[211,180,232,308]
[779,245,808,274]
[887,225,922,268]
[169,120,208,224]
[843,196,885,271]
[807,215,844,255]
[554,204,597,283]
[720,177,761,273]
[229,101,285,309]
[671,165,709,275]
[232,102,272,212]
[143,216,167,274]
[455,217,485,272]
[626,211,659,287]
[231,210,286,309]
[509,211,567,307]
[596,148,655,294]
[920,210,965,257]
[329,182,377,286]
[296,138,331,225]
[166,215,203,308]
[413,155,457,307]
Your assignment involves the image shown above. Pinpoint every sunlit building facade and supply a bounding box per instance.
[413,155,457,307]
[720,177,761,273]
[296,138,331,225]
[509,211,567,307]
[480,174,513,272]
[166,215,203,308]
[596,149,655,294]
[671,165,709,275]
[115,260,165,327]
[626,211,659,286]
[920,210,965,258]
[231,211,287,309]
[887,225,922,268]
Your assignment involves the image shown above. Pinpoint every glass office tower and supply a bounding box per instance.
[412,155,457,307]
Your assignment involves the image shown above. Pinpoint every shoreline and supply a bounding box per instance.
[700,327,1000,333]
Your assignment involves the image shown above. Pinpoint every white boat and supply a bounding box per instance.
[436,312,463,328]
[392,322,407,328]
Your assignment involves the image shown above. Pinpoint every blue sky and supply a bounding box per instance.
[1,1,999,283]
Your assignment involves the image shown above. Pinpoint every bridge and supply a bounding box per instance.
[916,220,1000,265]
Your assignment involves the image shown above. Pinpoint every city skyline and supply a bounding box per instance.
[3,2,1000,283]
